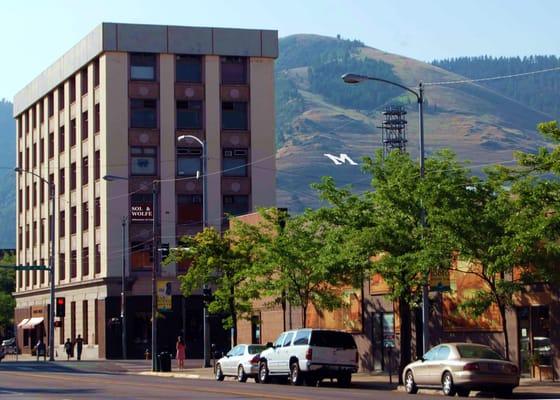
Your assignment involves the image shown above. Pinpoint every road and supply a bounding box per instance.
[0,362,558,399]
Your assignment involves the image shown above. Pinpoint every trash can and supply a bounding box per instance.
[158,352,172,372]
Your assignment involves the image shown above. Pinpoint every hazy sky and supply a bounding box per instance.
[2,0,559,100]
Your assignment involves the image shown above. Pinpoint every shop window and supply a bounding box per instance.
[131,241,153,271]
[131,146,157,176]
[130,99,157,128]
[222,102,248,130]
[176,147,202,177]
[82,301,89,344]
[176,100,202,129]
[221,56,247,84]
[223,195,249,217]
[176,55,202,82]
[130,53,156,81]
[177,194,203,225]
[222,148,248,177]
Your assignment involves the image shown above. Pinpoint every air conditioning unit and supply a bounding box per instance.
[224,150,233,157]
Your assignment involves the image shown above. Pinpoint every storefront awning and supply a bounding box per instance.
[17,318,29,328]
[20,317,44,330]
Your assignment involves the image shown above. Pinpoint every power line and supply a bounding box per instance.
[424,66,560,86]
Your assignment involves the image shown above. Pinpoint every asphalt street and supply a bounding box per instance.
[0,362,559,400]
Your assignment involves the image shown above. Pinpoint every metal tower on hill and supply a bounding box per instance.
[379,105,408,158]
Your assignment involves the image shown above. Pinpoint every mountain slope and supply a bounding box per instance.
[275,35,551,212]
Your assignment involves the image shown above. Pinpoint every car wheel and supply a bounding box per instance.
[337,372,352,388]
[405,370,418,394]
[442,372,456,396]
[259,361,270,384]
[457,388,470,397]
[290,362,303,386]
[496,386,514,398]
[215,364,225,382]
[237,365,248,383]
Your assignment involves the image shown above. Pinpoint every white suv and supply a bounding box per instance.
[258,329,358,387]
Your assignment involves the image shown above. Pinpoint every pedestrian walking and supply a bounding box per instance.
[176,336,186,370]
[64,338,72,360]
[75,335,84,361]
[35,338,46,361]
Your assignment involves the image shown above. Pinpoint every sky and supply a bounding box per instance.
[1,0,559,100]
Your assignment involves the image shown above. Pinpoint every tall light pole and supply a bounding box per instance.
[14,167,56,361]
[121,215,127,360]
[341,73,429,355]
[104,174,159,370]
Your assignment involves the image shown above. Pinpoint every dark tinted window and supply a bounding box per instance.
[221,56,247,84]
[223,195,249,217]
[176,55,202,82]
[283,332,294,347]
[222,102,248,130]
[293,330,311,346]
[248,345,266,355]
[131,53,156,81]
[310,331,357,349]
[177,100,202,129]
[131,99,157,129]
[223,149,248,177]
[456,345,503,360]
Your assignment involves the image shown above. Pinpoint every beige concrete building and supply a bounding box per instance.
[13,22,277,359]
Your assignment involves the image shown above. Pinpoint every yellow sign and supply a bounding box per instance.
[157,280,173,311]
[430,269,450,291]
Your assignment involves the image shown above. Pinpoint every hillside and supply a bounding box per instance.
[275,35,552,211]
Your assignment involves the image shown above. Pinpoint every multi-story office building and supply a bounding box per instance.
[13,23,277,358]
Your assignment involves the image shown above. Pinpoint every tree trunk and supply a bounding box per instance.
[398,296,412,385]
[230,286,237,346]
[302,305,307,328]
[498,303,509,360]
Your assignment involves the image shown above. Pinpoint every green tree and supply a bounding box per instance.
[169,224,259,346]
[0,252,16,336]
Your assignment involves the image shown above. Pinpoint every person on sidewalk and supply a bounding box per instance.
[176,336,186,370]
[64,338,72,360]
[75,335,84,361]
[35,338,46,361]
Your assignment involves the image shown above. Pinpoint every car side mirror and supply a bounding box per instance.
[266,342,273,348]
[420,357,425,362]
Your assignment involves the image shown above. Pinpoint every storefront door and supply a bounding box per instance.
[517,306,550,375]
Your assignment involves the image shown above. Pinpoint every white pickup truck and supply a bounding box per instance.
[258,329,358,387]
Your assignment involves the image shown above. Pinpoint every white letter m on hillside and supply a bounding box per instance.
[323,153,358,166]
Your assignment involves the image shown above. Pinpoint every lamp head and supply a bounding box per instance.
[14,167,21,173]
[341,73,368,84]
[102,174,128,182]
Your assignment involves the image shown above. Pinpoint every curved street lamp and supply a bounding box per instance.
[341,73,430,355]
[14,167,56,362]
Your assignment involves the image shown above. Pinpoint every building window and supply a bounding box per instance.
[59,253,66,281]
[83,202,89,231]
[95,244,101,274]
[25,147,29,169]
[82,156,89,185]
[70,118,77,147]
[82,247,89,277]
[131,146,157,176]
[39,181,44,204]
[176,100,202,130]
[18,227,22,250]
[18,150,22,169]
[70,162,77,190]
[70,301,76,340]
[18,189,22,213]
[177,195,203,225]
[130,194,153,223]
[59,125,65,152]
[82,300,89,344]
[32,221,37,243]
[18,270,22,288]
[82,111,88,140]
[222,102,248,130]
[38,102,44,124]
[94,198,100,227]
[130,99,157,128]
[223,148,248,177]
[69,76,76,103]
[70,206,77,235]
[32,143,37,168]
[131,241,152,271]
[221,56,247,84]
[94,151,100,181]
[223,195,249,217]
[176,147,202,177]
[48,132,54,159]
[39,138,44,164]
[58,85,65,110]
[48,93,54,117]
[59,210,65,237]
[93,59,100,87]
[40,259,45,284]
[94,104,100,133]
[32,182,37,207]
[81,68,88,95]
[94,299,99,344]
[130,53,156,81]
[25,224,29,245]
[71,250,77,278]
[59,168,65,195]
[176,55,202,82]
[40,220,45,244]
[25,186,29,210]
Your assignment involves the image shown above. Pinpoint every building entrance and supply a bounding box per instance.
[517,305,551,376]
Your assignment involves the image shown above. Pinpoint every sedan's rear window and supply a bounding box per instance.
[310,331,357,349]
[457,345,503,360]
[248,345,266,355]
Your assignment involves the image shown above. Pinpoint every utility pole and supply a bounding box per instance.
[151,180,159,371]
[121,216,127,360]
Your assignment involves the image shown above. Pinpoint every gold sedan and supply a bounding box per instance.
[403,343,519,397]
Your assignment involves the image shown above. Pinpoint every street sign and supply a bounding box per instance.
[130,203,153,222]
[157,280,172,312]
[429,270,450,292]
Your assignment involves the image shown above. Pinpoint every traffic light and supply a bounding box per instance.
[160,243,170,261]
[56,297,66,317]
[202,287,212,305]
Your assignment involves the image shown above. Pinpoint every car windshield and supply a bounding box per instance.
[456,345,503,360]
[248,345,266,354]
[310,331,357,349]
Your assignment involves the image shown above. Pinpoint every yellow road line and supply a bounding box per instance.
[0,370,313,400]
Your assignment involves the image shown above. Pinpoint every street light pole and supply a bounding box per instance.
[121,216,127,360]
[177,134,210,367]
[14,167,56,361]
[341,74,430,354]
